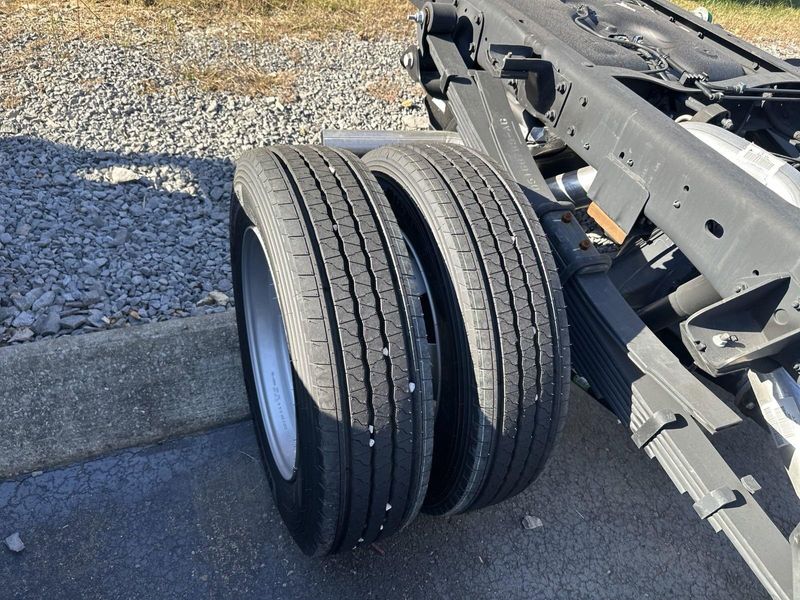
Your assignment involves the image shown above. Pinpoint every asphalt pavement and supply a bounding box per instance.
[1,388,797,599]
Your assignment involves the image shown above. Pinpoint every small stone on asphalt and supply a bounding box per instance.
[522,515,543,530]
[4,533,25,553]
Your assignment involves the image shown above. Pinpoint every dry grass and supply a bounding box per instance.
[365,77,403,103]
[673,0,800,45]
[136,77,162,95]
[0,0,413,44]
[79,76,105,90]
[1,93,23,109]
[181,62,297,99]
[1,0,797,47]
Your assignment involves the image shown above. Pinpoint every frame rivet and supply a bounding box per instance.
[561,212,573,223]
[579,239,591,250]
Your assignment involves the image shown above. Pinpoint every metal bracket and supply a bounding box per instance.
[741,474,762,494]
[486,44,547,79]
[693,486,738,519]
[681,275,800,376]
[631,409,678,449]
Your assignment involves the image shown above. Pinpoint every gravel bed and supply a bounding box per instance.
[0,25,797,346]
[0,31,428,345]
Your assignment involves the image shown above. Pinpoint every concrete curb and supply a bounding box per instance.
[1,311,249,478]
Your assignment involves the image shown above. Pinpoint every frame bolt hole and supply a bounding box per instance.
[705,219,724,238]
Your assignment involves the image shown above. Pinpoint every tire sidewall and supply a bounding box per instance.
[230,191,325,556]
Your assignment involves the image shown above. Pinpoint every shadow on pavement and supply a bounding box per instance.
[0,135,233,345]
[1,387,796,600]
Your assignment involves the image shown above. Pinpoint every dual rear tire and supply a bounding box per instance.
[230,143,569,555]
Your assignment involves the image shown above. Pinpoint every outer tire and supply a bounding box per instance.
[364,143,570,515]
[230,145,434,554]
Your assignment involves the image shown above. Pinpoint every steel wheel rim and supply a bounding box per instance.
[404,233,441,405]
[241,226,297,480]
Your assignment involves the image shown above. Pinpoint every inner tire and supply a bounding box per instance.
[230,145,434,555]
[364,143,570,515]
